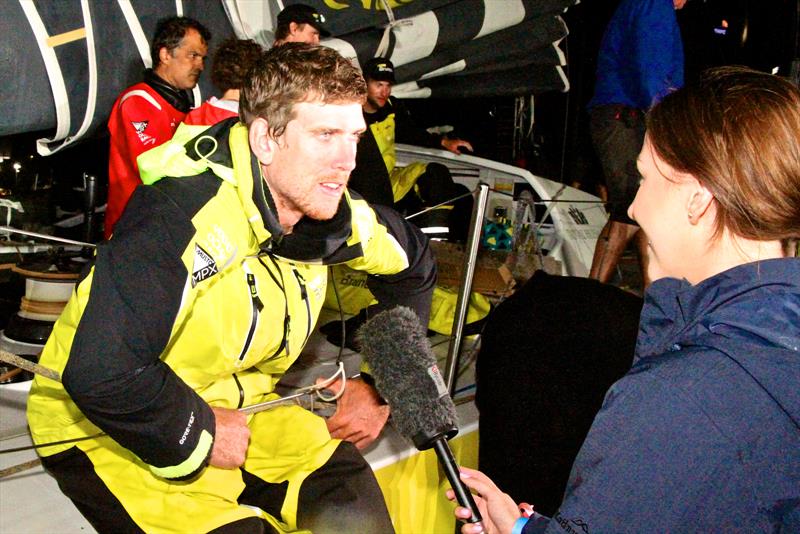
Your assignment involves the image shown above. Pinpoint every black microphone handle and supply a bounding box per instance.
[432,437,483,524]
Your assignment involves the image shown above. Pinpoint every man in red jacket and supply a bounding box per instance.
[105,16,210,238]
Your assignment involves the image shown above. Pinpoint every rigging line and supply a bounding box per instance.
[403,184,604,225]
[559,32,571,184]
[404,190,476,220]
[0,226,95,247]
[0,433,107,456]
[479,189,604,205]
[375,0,396,58]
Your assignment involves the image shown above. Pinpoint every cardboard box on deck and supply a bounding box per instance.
[430,241,515,297]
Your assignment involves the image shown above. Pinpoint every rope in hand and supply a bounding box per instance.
[0,350,347,478]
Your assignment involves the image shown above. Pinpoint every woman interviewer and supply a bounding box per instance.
[450,66,800,533]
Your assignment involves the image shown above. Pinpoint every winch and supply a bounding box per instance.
[0,251,83,384]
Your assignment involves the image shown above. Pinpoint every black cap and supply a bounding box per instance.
[364,57,395,83]
[277,4,331,37]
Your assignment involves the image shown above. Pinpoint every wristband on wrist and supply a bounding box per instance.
[512,516,530,534]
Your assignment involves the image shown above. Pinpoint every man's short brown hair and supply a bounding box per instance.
[240,43,366,138]
[210,38,263,93]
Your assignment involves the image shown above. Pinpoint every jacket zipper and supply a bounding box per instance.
[258,256,290,359]
[232,373,245,409]
[236,267,263,366]
[292,268,312,346]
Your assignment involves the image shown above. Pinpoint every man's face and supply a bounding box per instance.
[365,79,392,113]
[158,28,207,90]
[673,0,687,9]
[262,101,365,228]
[286,22,321,44]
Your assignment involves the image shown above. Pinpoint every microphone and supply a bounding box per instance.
[357,307,482,525]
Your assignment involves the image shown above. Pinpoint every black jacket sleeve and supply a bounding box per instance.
[365,203,437,326]
[62,184,215,478]
[348,127,394,207]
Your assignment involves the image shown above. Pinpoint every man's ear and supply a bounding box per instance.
[686,179,714,225]
[288,21,300,37]
[158,46,171,67]
[249,118,275,166]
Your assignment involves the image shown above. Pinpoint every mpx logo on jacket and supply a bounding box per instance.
[192,244,218,287]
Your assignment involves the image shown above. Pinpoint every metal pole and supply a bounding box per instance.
[444,182,490,395]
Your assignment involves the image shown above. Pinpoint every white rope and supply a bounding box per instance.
[19,0,70,154]
[118,0,151,67]
[375,0,411,58]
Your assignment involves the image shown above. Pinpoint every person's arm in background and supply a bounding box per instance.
[392,97,473,155]
[634,0,685,106]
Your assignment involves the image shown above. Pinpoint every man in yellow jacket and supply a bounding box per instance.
[27,44,436,534]
[348,57,474,240]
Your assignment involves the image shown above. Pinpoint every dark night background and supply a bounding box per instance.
[0,0,797,232]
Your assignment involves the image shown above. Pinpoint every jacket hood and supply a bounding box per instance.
[637,258,800,428]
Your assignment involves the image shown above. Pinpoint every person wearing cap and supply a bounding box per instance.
[273,3,330,45]
[348,56,473,241]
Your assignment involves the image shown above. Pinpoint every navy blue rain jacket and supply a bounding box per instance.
[525,258,800,533]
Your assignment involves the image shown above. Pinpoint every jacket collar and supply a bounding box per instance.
[138,118,358,262]
[364,96,395,125]
[636,258,800,361]
[143,68,193,113]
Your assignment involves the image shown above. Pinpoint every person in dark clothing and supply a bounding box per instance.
[475,271,643,517]
[587,0,686,287]
[448,67,800,534]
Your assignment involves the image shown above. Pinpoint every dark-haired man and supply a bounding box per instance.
[105,16,210,238]
[28,43,434,533]
[273,3,330,46]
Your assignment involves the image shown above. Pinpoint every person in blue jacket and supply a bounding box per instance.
[449,66,800,533]
[588,0,686,287]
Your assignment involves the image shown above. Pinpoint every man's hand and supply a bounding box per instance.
[318,376,390,450]
[209,406,250,469]
[446,467,520,534]
[441,137,473,155]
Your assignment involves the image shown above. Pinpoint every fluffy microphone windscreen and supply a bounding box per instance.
[357,306,458,449]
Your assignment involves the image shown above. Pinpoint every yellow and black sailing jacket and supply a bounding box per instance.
[27,119,436,481]
[363,97,442,202]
